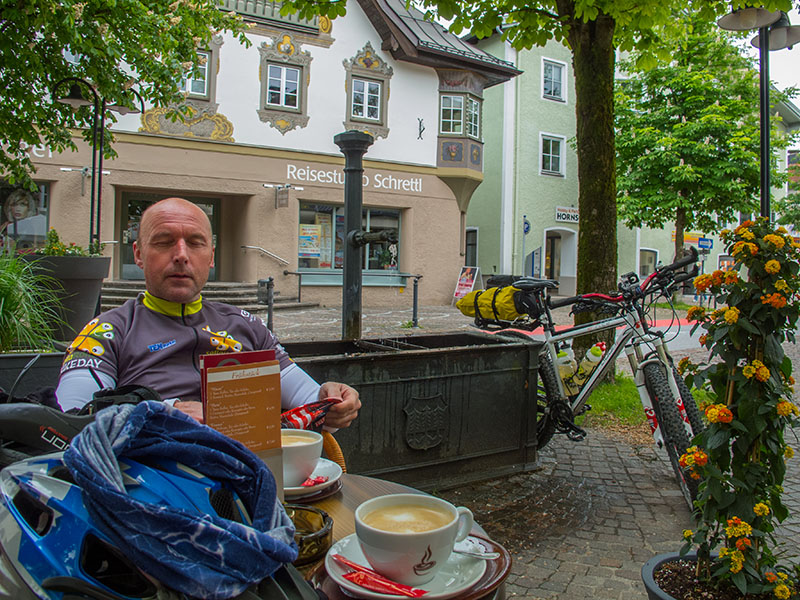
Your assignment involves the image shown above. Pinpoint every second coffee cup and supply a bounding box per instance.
[280,429,322,487]
[354,493,474,586]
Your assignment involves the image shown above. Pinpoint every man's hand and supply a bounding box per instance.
[173,400,205,423]
[319,382,360,429]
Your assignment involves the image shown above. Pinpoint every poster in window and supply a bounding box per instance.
[316,213,333,268]
[298,224,321,258]
[453,266,480,300]
[0,185,47,251]
[334,214,345,268]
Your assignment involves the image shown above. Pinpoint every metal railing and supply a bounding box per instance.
[218,0,319,30]
[241,245,290,267]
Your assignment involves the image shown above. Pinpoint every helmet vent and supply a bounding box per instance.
[209,488,242,523]
[80,533,157,597]
[47,465,76,485]
[12,489,53,536]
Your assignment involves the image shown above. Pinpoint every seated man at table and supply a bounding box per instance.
[55,197,360,429]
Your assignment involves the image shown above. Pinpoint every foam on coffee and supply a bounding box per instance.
[362,504,453,533]
[281,432,315,446]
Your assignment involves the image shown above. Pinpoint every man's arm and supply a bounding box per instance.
[280,363,360,429]
[56,369,116,412]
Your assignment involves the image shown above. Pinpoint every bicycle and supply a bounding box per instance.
[458,248,705,508]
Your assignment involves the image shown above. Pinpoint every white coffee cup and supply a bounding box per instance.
[354,493,474,586]
[280,429,322,487]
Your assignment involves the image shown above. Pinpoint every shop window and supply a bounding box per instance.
[439,94,481,140]
[298,203,400,271]
[0,183,49,253]
[343,42,392,139]
[542,58,566,102]
[540,133,565,176]
[465,228,478,267]
[258,33,312,134]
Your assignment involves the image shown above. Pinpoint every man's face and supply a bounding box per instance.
[133,199,215,304]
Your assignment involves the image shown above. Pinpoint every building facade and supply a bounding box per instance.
[468,35,800,296]
[2,0,518,306]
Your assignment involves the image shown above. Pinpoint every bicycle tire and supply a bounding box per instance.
[536,353,560,449]
[642,363,698,508]
[672,366,705,438]
[496,330,559,449]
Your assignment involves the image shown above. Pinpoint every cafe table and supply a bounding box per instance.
[290,473,510,600]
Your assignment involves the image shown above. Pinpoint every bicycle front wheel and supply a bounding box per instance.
[672,366,705,437]
[536,353,560,449]
[642,363,698,509]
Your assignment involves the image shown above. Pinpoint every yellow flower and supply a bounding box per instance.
[775,279,789,292]
[765,260,781,274]
[774,584,791,600]
[777,226,788,234]
[743,365,756,378]
[682,529,693,540]
[777,401,795,417]
[725,517,753,538]
[724,307,740,324]
[741,230,755,240]
[786,446,795,460]
[764,233,786,248]
[754,502,770,517]
[693,274,713,293]
[724,270,739,285]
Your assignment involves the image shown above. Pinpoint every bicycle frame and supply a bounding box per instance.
[537,300,691,446]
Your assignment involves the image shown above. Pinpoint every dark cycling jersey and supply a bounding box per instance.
[58,292,294,403]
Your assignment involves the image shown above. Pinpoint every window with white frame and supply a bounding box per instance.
[343,42,392,139]
[439,94,481,139]
[180,50,210,98]
[542,58,566,102]
[440,95,463,134]
[257,33,312,134]
[266,64,300,109]
[351,78,381,121]
[466,97,480,138]
[540,134,565,176]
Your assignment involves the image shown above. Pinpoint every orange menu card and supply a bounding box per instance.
[203,356,284,494]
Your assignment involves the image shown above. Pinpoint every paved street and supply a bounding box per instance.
[262,303,800,599]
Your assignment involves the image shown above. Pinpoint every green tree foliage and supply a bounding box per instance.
[615,12,797,260]
[281,0,792,330]
[0,0,249,189]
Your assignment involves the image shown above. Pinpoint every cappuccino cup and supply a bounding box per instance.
[354,493,474,586]
[280,429,322,487]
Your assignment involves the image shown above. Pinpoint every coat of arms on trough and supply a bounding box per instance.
[403,393,448,450]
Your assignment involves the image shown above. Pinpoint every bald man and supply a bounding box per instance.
[56,197,360,429]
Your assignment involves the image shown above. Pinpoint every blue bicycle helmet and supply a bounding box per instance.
[0,452,222,599]
[0,402,312,600]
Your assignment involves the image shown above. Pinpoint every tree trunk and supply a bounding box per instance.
[673,204,687,302]
[561,3,617,357]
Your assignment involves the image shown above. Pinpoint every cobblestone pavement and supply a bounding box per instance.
[261,304,800,599]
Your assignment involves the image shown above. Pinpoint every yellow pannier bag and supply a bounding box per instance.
[456,286,525,322]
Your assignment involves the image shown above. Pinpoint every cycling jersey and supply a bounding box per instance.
[56,292,319,411]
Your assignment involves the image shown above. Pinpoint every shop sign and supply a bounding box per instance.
[286,163,424,193]
[555,206,579,224]
[298,224,321,258]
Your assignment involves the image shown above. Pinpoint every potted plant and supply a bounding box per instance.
[23,229,110,342]
[0,253,67,396]
[643,217,800,599]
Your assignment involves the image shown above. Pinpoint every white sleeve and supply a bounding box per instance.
[55,369,116,412]
[280,363,321,410]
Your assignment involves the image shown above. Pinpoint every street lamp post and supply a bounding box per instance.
[53,77,144,248]
[718,8,800,220]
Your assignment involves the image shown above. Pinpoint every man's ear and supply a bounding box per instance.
[133,241,144,268]
[209,247,215,269]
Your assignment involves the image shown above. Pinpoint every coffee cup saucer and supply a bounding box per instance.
[284,458,343,498]
[324,533,487,600]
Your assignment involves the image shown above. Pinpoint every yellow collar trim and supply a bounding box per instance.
[143,292,203,317]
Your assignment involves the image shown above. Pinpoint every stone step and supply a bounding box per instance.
[99,300,318,313]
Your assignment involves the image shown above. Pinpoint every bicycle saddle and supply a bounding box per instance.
[487,275,559,291]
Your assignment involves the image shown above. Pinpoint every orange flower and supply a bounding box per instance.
[693,274,713,293]
[765,572,778,583]
[756,365,770,383]
[764,234,786,248]
[724,270,739,285]
[735,537,752,551]
[761,293,787,309]
[699,334,708,346]
[710,270,724,286]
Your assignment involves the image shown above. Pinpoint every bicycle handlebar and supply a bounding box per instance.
[658,246,699,275]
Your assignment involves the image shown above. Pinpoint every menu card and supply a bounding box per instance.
[201,350,283,495]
